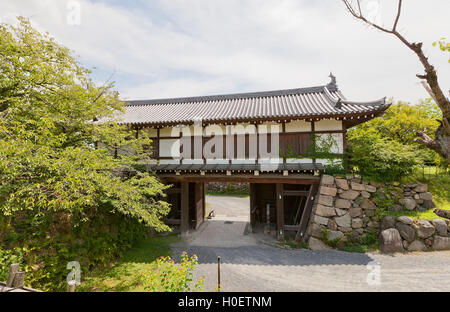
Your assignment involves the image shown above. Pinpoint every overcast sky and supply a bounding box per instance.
[1,0,449,104]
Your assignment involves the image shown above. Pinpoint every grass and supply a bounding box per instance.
[78,234,179,292]
[383,167,450,220]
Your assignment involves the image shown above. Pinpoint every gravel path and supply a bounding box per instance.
[171,195,450,292]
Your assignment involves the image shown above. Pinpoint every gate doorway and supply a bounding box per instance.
[163,179,319,242]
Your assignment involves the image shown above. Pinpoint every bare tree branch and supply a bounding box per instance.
[342,0,450,162]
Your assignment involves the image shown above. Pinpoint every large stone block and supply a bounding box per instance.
[320,186,337,197]
[360,199,377,210]
[395,222,415,243]
[340,190,360,200]
[417,220,435,238]
[351,218,363,229]
[432,219,448,236]
[400,197,416,210]
[335,198,351,209]
[351,182,366,191]
[414,184,428,192]
[308,237,332,251]
[381,216,396,230]
[314,215,329,226]
[321,175,335,186]
[335,208,347,216]
[365,185,377,193]
[335,214,351,228]
[318,195,334,207]
[308,223,325,238]
[335,178,349,190]
[315,204,337,217]
[419,192,433,200]
[327,230,344,241]
[380,228,404,253]
[408,240,427,252]
[397,216,413,225]
[432,236,450,250]
[348,208,362,218]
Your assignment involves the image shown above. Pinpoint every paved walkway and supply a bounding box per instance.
[171,195,450,292]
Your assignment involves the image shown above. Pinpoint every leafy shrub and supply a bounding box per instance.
[347,128,418,181]
[0,204,150,291]
[140,252,204,292]
[0,247,25,282]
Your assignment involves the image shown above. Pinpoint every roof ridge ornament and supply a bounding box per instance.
[327,72,337,88]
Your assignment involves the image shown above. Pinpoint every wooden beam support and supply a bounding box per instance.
[180,182,189,235]
[295,184,319,242]
[276,183,284,240]
[195,182,204,230]
[249,183,256,233]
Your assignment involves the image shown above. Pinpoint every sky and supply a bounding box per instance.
[1,0,449,104]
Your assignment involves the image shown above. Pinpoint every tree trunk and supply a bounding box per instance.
[434,208,450,220]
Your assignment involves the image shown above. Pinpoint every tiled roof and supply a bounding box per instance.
[120,76,388,125]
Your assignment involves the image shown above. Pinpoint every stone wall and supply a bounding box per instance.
[380,216,450,252]
[305,174,450,253]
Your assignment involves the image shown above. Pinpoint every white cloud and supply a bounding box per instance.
[0,0,448,103]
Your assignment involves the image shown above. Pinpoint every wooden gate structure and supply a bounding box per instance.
[117,75,389,241]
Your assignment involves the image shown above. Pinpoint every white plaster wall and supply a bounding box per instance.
[181,125,203,136]
[257,122,281,134]
[285,120,311,132]
[229,123,257,135]
[286,158,314,164]
[204,124,226,136]
[143,128,157,138]
[314,119,342,131]
[316,133,344,154]
[160,126,180,137]
[159,138,180,158]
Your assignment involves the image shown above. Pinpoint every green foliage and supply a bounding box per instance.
[339,230,378,253]
[347,127,418,181]
[139,252,204,292]
[0,247,25,282]
[206,184,249,198]
[348,101,445,167]
[433,37,450,62]
[0,18,170,228]
[320,229,342,248]
[0,18,172,290]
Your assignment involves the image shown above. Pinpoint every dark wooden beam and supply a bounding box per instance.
[157,173,320,185]
[276,183,284,240]
[180,182,189,234]
[195,182,204,230]
[295,184,319,242]
[249,183,256,233]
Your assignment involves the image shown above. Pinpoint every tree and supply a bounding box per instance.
[0,18,170,230]
[351,100,444,165]
[342,0,450,163]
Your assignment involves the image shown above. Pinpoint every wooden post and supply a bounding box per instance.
[217,256,221,292]
[195,182,204,229]
[12,272,25,288]
[6,263,19,287]
[276,183,284,240]
[67,280,76,292]
[249,183,255,233]
[180,181,189,235]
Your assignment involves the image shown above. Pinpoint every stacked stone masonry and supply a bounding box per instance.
[305,174,449,253]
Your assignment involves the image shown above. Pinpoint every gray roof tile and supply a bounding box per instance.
[120,81,388,125]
